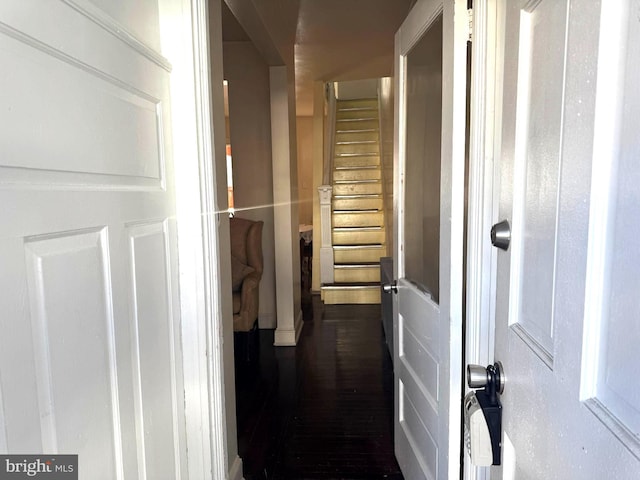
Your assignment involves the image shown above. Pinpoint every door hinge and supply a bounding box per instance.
[467,8,473,42]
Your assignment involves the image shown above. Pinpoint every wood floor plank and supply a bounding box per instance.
[235,295,403,480]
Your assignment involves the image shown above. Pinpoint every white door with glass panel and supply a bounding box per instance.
[392,0,468,478]
[0,1,189,478]
[486,0,640,477]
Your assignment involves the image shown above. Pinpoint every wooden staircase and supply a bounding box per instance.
[322,98,387,304]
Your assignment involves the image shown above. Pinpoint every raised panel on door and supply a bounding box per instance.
[0,0,169,190]
[127,221,180,479]
[581,0,640,463]
[0,1,187,478]
[24,228,123,477]
[506,0,568,367]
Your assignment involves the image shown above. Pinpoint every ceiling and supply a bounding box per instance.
[222,0,415,116]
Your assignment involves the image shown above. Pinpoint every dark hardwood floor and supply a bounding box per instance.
[234,295,403,480]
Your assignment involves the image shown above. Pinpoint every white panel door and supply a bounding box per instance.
[0,1,188,478]
[491,0,640,477]
[393,0,468,478]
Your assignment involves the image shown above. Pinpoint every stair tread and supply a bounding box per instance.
[336,128,378,133]
[337,117,378,122]
[333,226,383,230]
[335,150,379,154]
[322,283,381,289]
[334,153,379,157]
[334,165,379,170]
[333,179,380,184]
[335,140,378,144]
[333,194,382,198]
[333,244,385,249]
[338,106,377,111]
[334,263,381,268]
[333,210,382,214]
[333,210,381,215]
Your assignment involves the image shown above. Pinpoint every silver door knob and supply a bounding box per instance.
[382,281,398,294]
[490,220,511,250]
[467,361,505,394]
[467,364,491,388]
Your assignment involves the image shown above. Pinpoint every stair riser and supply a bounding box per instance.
[334,248,386,263]
[335,143,379,155]
[336,119,379,131]
[322,287,381,305]
[333,230,385,245]
[334,156,380,168]
[337,99,378,109]
[333,183,382,195]
[333,169,381,182]
[334,268,381,283]
[335,131,379,143]
[333,197,383,210]
[333,212,383,227]
[336,109,378,120]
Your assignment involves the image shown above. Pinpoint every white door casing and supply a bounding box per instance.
[393,0,468,478]
[0,1,233,478]
[485,0,640,478]
[463,1,503,479]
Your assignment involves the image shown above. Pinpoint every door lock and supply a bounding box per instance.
[464,362,505,466]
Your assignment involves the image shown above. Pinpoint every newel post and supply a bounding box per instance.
[318,185,334,284]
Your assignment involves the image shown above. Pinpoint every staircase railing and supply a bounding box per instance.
[377,78,394,254]
[322,83,337,185]
[319,82,337,285]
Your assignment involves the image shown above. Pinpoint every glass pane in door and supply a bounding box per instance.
[404,15,443,302]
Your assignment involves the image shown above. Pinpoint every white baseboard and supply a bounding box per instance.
[273,309,304,346]
[229,455,243,480]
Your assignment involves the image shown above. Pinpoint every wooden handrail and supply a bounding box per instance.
[322,83,337,186]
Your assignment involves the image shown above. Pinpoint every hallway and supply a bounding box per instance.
[235,296,402,479]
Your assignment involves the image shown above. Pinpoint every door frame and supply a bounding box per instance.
[464,0,503,479]
[160,0,238,478]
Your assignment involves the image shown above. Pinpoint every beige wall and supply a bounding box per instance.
[296,116,314,225]
[335,78,378,100]
[223,40,277,328]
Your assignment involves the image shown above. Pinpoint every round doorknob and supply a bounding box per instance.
[382,281,398,294]
[467,364,490,388]
[467,361,505,394]
[490,220,511,250]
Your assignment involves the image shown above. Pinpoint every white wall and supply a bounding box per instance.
[223,41,277,328]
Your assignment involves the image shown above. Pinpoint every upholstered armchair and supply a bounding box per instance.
[229,216,264,333]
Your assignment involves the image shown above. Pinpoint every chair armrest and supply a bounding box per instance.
[241,271,261,295]
[233,271,261,332]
